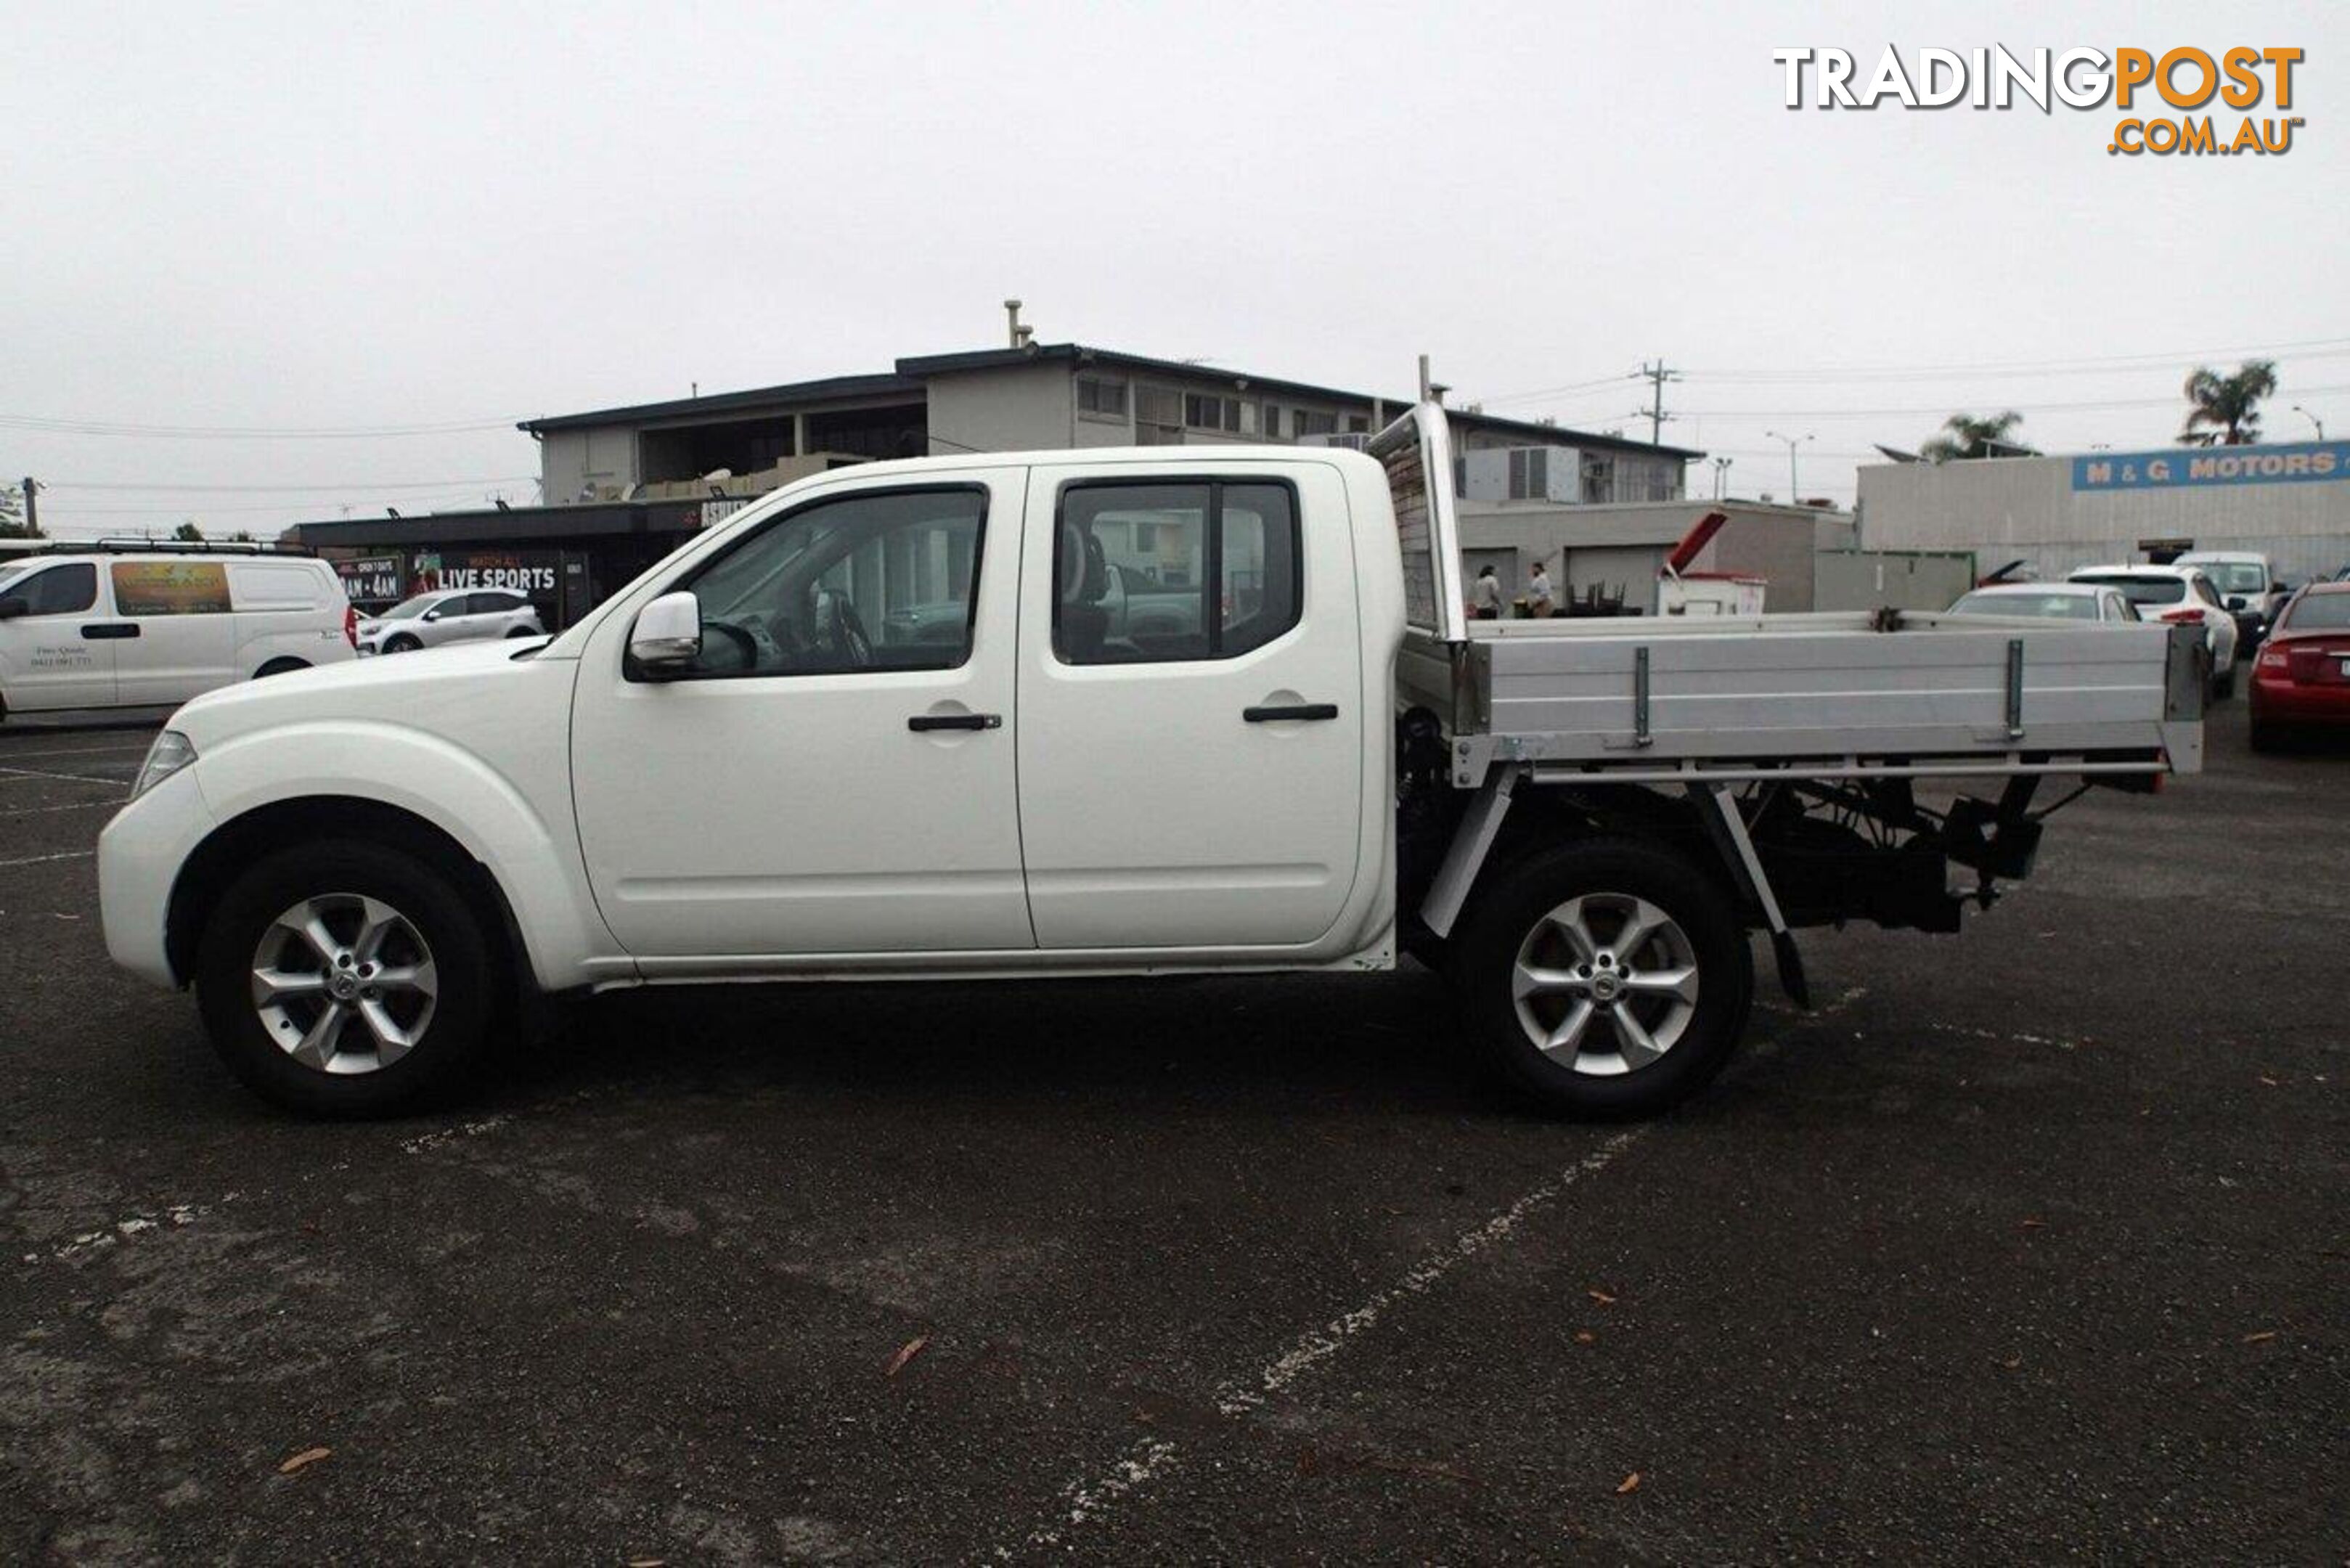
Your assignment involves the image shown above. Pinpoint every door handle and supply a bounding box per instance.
[907,712,1002,732]
[82,623,141,640]
[1244,702,1338,723]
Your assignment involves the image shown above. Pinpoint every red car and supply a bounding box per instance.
[2249,582,2350,751]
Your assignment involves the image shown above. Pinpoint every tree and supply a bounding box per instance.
[2179,359,2277,446]
[0,481,28,539]
[1921,411,2033,462]
[172,520,205,542]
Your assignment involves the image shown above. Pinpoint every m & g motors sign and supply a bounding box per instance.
[2073,440,2349,491]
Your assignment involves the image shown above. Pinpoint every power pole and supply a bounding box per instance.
[1639,360,1679,445]
[20,476,39,537]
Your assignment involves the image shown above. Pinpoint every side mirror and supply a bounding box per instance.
[423,608,443,621]
[2225,595,2247,611]
[629,590,702,671]
[2272,581,2289,596]
[0,597,25,621]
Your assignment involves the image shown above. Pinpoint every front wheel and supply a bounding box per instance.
[195,840,497,1116]
[1452,838,1754,1118]
[383,633,422,654]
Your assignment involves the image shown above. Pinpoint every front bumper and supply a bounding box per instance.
[97,769,221,989]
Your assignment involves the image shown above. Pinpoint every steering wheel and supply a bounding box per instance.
[825,594,874,668]
[696,618,761,673]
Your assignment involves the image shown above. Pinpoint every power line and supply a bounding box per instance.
[1688,334,2350,382]
[1681,383,2350,421]
[1474,334,2350,409]
[45,474,537,493]
[0,412,527,438]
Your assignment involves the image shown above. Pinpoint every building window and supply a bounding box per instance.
[1347,415,1369,433]
[1135,386,1183,445]
[1261,405,1284,440]
[1053,481,1302,664]
[1077,376,1127,420]
[1292,409,1338,438]
[1183,393,1243,433]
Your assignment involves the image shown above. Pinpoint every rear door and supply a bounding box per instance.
[0,562,115,711]
[110,560,237,703]
[1014,461,1364,950]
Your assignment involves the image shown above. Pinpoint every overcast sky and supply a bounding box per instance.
[5,1,2343,536]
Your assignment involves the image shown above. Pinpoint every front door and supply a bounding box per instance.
[570,472,1032,957]
[0,563,116,711]
[1015,462,1365,950]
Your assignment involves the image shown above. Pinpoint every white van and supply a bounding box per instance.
[0,549,354,717]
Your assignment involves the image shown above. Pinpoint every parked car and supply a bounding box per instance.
[356,588,545,655]
[2068,565,2240,697]
[0,547,352,719]
[2248,582,2350,751]
[1946,583,2142,623]
[99,407,2203,1121]
[2176,550,2288,649]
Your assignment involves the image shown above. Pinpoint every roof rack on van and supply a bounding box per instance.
[29,537,317,558]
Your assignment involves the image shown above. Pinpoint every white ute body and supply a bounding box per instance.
[98,407,2206,1116]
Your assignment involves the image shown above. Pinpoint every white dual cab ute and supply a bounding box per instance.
[99,407,2206,1117]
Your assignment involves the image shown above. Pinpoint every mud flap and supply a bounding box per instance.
[1770,929,1812,1011]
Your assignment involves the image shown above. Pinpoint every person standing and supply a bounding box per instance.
[1527,560,1556,618]
[1471,564,1504,619]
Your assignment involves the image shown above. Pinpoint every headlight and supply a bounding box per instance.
[131,730,198,799]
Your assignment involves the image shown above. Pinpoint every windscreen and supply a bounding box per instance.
[2280,593,2350,632]
[2195,560,2268,593]
[1951,591,2102,620]
[2074,573,2185,606]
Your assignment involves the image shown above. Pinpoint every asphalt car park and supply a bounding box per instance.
[1,707,2342,1563]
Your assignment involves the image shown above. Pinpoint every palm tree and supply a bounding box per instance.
[1920,411,2032,462]
[2179,360,2278,446]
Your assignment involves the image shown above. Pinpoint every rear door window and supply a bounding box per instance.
[1053,480,1301,663]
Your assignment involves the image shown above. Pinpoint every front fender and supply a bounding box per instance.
[189,719,619,990]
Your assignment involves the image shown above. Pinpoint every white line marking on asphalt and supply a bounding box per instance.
[35,1203,209,1262]
[0,741,155,761]
[1011,1129,1647,1556]
[0,850,95,870]
[400,1114,515,1154]
[1005,982,1880,1557]
[0,764,130,786]
[1217,1127,1644,1416]
[0,797,121,818]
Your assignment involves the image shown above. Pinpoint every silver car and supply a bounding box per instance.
[356,588,545,655]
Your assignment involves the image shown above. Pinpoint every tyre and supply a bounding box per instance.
[252,658,310,679]
[2249,717,2285,754]
[2211,663,2236,701]
[195,838,497,1116]
[383,634,422,654]
[1452,838,1754,1118]
[505,625,538,639]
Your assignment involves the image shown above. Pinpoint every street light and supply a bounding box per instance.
[1764,430,1814,502]
[1711,455,1733,499]
[2292,404,2325,440]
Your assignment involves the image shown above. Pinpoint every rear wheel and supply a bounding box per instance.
[195,839,496,1116]
[253,657,310,679]
[1453,838,1753,1118]
[2211,663,2236,701]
